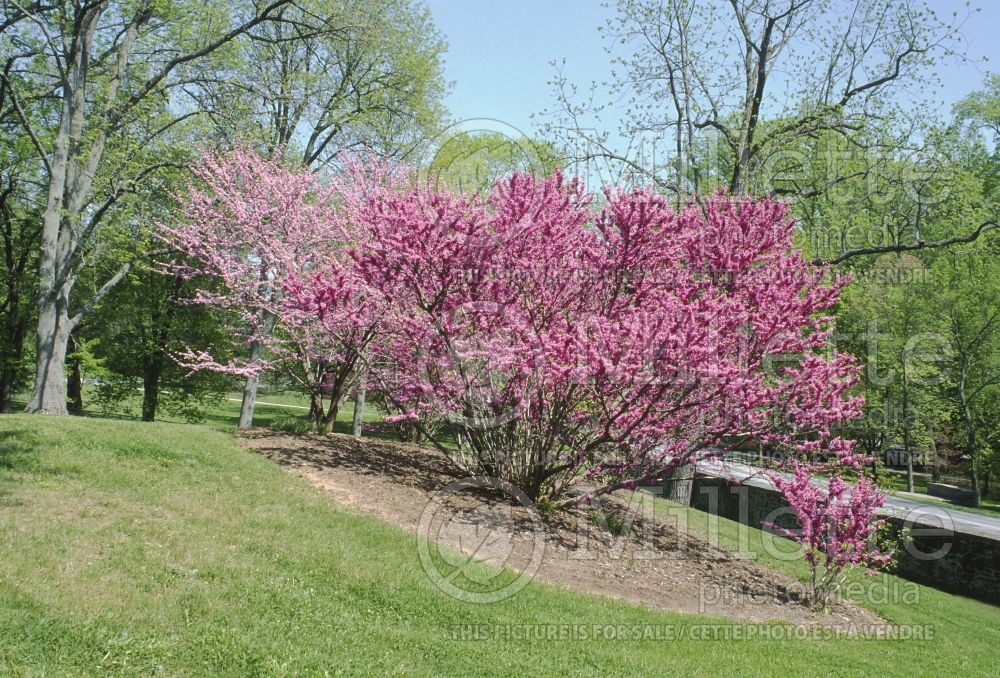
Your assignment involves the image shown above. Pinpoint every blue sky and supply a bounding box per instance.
[426,0,999,138]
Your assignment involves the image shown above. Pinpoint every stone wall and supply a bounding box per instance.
[927,482,978,507]
[687,475,1000,605]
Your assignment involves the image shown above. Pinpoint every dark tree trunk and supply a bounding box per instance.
[315,365,353,434]
[968,423,981,508]
[970,461,981,507]
[141,354,164,422]
[319,397,339,434]
[0,365,16,414]
[67,353,83,413]
[927,428,941,483]
[902,362,914,493]
[309,393,321,427]
[959,364,981,507]
[0,317,28,413]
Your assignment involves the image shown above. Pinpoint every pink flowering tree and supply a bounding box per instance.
[172,151,889,590]
[158,149,388,432]
[329,169,864,501]
[764,462,893,609]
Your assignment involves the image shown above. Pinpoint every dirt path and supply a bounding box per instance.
[239,429,883,628]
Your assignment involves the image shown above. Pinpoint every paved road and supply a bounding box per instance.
[695,457,1000,541]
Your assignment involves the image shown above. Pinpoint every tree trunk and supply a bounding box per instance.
[67,353,83,413]
[927,427,940,483]
[966,416,981,508]
[25,293,71,414]
[0,364,17,414]
[24,4,92,416]
[237,311,277,429]
[959,364,981,507]
[664,462,696,505]
[141,354,164,422]
[309,392,321,428]
[319,396,339,435]
[970,461,981,508]
[238,338,266,429]
[902,361,914,492]
[352,368,366,437]
[903,427,914,493]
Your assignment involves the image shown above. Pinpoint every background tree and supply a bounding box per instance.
[932,246,1000,505]
[186,0,447,427]
[838,254,947,490]
[159,149,391,434]
[89,262,233,423]
[1,0,305,414]
[0,40,49,412]
[426,131,562,194]
[1,0,447,417]
[545,0,995,262]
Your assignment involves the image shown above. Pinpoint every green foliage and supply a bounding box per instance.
[88,258,234,422]
[837,254,950,463]
[198,0,449,165]
[427,132,563,194]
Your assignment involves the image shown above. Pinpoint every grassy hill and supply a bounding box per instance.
[1,415,997,676]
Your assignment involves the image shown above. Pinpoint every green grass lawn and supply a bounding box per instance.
[879,472,931,495]
[1,415,998,676]
[10,386,383,437]
[199,392,379,435]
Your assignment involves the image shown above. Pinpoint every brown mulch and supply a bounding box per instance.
[238,429,884,628]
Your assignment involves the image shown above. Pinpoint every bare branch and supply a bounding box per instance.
[814,220,999,266]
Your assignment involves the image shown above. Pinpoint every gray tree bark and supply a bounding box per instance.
[664,462,696,505]
[26,291,72,414]
[238,339,266,430]
[352,368,367,437]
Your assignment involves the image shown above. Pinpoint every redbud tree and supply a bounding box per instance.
[765,463,893,609]
[158,149,385,432]
[315,170,866,502]
[165,149,887,587]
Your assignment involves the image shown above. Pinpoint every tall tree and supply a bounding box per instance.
[546,0,996,262]
[932,244,1000,505]
[89,261,233,423]
[186,0,447,427]
[1,0,298,414]
[838,254,948,490]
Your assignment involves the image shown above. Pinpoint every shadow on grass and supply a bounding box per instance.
[0,428,46,506]
[0,428,42,471]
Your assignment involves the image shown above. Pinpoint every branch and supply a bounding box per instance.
[68,246,172,329]
[813,220,999,266]
[0,70,52,175]
[62,161,186,280]
[69,259,134,330]
[107,0,295,126]
[6,0,67,80]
